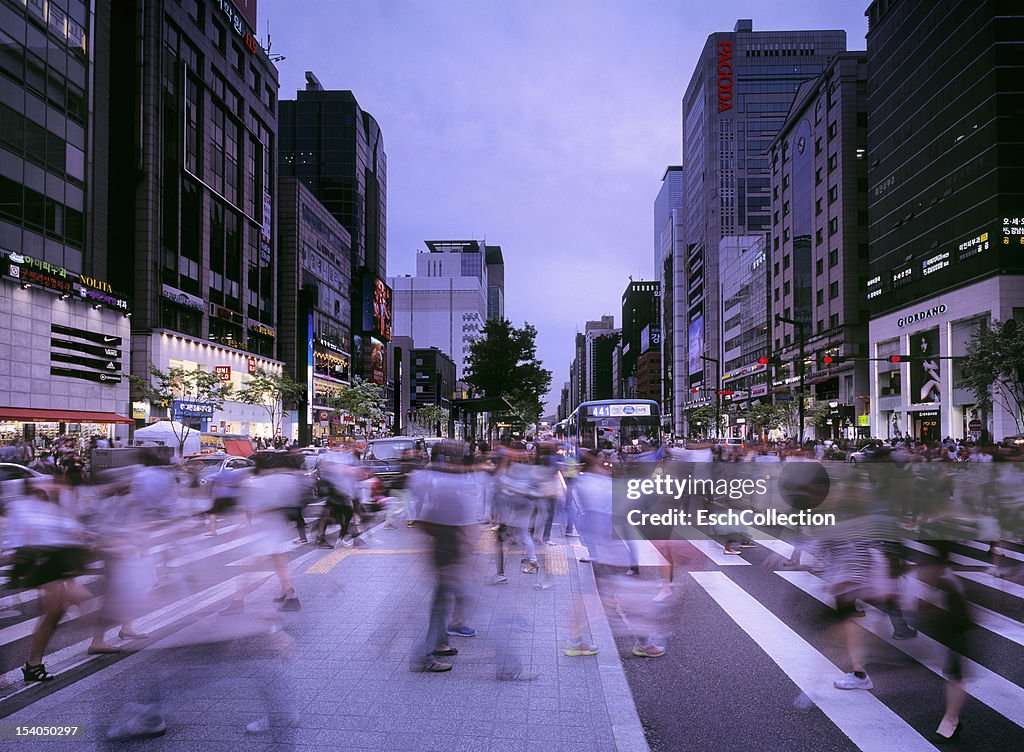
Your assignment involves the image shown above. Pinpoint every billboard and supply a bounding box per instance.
[910,327,941,404]
[362,273,393,341]
[368,337,386,386]
[687,316,704,378]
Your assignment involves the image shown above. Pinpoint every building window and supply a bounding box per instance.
[829,249,838,267]
[782,174,790,190]
[830,313,840,329]
[827,121,838,141]
[829,281,839,299]
[828,185,838,204]
[783,281,791,296]
[828,217,838,235]
[816,289,823,305]
[773,211,779,226]
[783,228,790,242]
[816,258,823,275]
[814,138,822,155]
[815,198,822,216]
[817,319,825,333]
[783,255,790,270]
[210,22,226,52]
[815,228,823,245]
[828,153,837,172]
[783,200,790,217]
[815,168,822,186]
[774,287,780,302]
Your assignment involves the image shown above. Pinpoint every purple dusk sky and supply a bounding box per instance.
[261,0,868,415]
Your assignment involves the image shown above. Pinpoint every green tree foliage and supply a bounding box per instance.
[745,403,787,438]
[464,319,553,427]
[961,319,1024,435]
[412,405,448,437]
[328,377,388,434]
[129,365,233,453]
[685,406,721,437]
[236,369,306,437]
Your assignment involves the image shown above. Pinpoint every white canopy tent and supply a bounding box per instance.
[133,420,201,456]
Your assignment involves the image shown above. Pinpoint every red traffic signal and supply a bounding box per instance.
[888,354,910,363]
[821,354,844,365]
[823,355,833,365]
[690,387,699,394]
[757,356,769,365]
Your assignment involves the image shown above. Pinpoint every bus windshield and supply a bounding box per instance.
[579,415,660,455]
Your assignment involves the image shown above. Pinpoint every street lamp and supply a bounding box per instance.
[699,354,720,440]
[775,314,806,444]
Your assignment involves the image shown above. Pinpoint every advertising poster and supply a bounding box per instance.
[369,337,386,385]
[910,327,941,404]
[687,316,704,378]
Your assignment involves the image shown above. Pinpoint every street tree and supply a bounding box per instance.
[412,404,448,437]
[129,365,233,455]
[236,369,306,439]
[745,403,787,441]
[685,406,722,437]
[961,319,1024,435]
[464,319,553,432]
[328,377,388,437]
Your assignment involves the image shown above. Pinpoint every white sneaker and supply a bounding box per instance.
[833,672,873,690]
[246,716,270,734]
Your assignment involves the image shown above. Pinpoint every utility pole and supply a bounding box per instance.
[775,315,806,444]
[700,354,721,440]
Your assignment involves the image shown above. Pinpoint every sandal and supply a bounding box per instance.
[522,561,539,574]
[22,663,55,682]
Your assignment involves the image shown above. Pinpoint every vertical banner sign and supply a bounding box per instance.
[306,314,315,426]
[910,328,941,404]
[717,39,734,112]
[260,190,272,263]
[247,356,257,374]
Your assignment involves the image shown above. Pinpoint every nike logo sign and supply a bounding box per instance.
[104,336,117,342]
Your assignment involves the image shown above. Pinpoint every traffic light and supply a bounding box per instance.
[820,353,845,366]
[756,355,782,367]
[888,354,910,363]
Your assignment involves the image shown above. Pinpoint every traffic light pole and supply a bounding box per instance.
[775,315,805,445]
[700,354,720,440]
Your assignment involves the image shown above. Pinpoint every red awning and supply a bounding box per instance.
[0,407,134,424]
[223,439,254,457]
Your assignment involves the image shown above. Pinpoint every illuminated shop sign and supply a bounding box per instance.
[1002,217,1024,245]
[866,275,882,301]
[215,0,259,54]
[587,404,653,417]
[3,252,130,311]
[897,304,947,328]
[717,40,733,113]
[921,251,950,276]
[891,266,913,287]
[249,323,276,339]
[958,231,989,261]
[162,284,205,311]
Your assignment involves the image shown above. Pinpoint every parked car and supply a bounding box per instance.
[180,454,255,489]
[0,463,44,511]
[847,443,892,463]
[361,437,426,490]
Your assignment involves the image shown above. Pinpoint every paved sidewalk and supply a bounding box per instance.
[0,523,648,752]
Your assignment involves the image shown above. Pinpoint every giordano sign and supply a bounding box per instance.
[897,304,947,328]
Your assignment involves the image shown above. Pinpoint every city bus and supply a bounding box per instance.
[565,399,663,462]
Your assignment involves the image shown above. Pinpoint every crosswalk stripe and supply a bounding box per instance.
[684,530,751,566]
[776,570,1024,729]
[690,571,936,752]
[165,532,266,567]
[907,575,1024,648]
[955,571,1024,600]
[147,523,244,554]
[0,598,102,649]
[902,540,987,568]
[0,576,101,612]
[750,532,822,567]
[958,540,1024,563]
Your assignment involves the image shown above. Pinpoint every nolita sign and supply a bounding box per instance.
[717,40,733,112]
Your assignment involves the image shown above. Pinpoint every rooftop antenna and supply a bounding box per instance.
[266,20,286,63]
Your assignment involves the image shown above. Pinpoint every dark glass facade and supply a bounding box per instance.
[866,0,1024,315]
[278,75,388,380]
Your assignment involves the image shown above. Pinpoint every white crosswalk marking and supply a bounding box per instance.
[690,571,935,752]
[958,540,1024,563]
[907,575,1024,648]
[684,530,751,566]
[0,575,101,611]
[147,523,245,554]
[902,540,987,568]
[750,533,822,567]
[165,532,266,567]
[955,571,1024,600]
[777,570,1024,728]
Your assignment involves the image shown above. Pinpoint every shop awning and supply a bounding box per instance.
[0,407,134,424]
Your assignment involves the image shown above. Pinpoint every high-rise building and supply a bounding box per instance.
[278,72,388,383]
[107,0,284,438]
[620,280,660,398]
[865,0,1024,442]
[677,19,845,434]
[655,167,685,433]
[485,245,505,321]
[769,51,870,439]
[277,177,352,445]
[718,235,769,425]
[411,346,456,435]
[0,0,136,437]
[389,240,496,378]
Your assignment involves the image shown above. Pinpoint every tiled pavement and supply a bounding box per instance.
[0,523,648,752]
